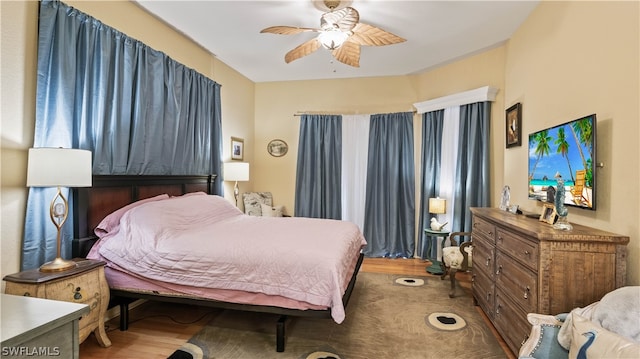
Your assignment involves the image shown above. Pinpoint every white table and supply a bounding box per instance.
[1,294,89,358]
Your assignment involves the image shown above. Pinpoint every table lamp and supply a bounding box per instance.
[27,148,92,272]
[223,162,250,207]
[429,197,447,231]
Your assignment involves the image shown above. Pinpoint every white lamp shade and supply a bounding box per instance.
[223,162,250,182]
[429,197,446,214]
[27,148,92,187]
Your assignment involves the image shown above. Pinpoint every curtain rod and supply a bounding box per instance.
[293,110,417,117]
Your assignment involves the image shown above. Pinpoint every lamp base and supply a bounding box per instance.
[39,257,77,272]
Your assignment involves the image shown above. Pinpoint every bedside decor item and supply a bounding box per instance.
[506,103,522,148]
[428,197,447,230]
[223,162,250,207]
[430,218,448,231]
[267,139,288,157]
[26,148,92,272]
[231,137,244,161]
[553,172,573,230]
[539,203,557,225]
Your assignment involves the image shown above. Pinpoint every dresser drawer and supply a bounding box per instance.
[472,267,494,321]
[44,269,100,303]
[496,228,539,271]
[472,217,496,244]
[495,289,532,355]
[495,251,538,313]
[472,238,495,280]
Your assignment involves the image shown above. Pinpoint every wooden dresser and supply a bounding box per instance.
[470,207,629,355]
[3,259,111,348]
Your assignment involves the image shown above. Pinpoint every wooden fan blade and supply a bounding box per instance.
[261,26,319,35]
[331,40,360,67]
[349,23,406,46]
[321,7,359,32]
[285,38,322,63]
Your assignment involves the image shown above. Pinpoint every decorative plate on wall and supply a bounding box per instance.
[267,139,288,157]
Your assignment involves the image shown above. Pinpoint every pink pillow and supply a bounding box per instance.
[94,194,169,237]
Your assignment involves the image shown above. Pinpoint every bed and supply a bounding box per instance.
[72,175,366,352]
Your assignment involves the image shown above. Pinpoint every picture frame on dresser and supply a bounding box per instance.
[539,203,557,224]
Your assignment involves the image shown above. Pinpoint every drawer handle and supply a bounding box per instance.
[524,250,531,256]
[497,235,503,242]
[488,231,493,236]
[486,292,491,301]
[485,257,491,266]
[74,287,83,300]
[496,304,502,315]
[496,264,503,275]
[524,286,530,299]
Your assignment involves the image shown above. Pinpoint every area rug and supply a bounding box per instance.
[169,272,507,359]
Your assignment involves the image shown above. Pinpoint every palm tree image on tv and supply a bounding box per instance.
[528,115,595,209]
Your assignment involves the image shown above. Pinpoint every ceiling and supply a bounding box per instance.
[135,0,539,83]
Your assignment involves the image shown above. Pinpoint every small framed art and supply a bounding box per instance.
[506,103,522,148]
[539,203,557,224]
[231,137,244,161]
[267,139,288,157]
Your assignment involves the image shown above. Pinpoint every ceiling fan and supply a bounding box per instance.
[260,0,406,68]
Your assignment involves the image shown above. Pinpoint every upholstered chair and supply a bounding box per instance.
[441,232,473,298]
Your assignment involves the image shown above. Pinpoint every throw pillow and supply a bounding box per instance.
[261,203,284,217]
[95,193,169,237]
[519,313,568,359]
[568,312,640,358]
[242,192,273,216]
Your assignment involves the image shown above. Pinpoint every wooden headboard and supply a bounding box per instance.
[72,175,216,257]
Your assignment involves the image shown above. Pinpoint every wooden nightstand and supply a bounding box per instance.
[3,259,112,347]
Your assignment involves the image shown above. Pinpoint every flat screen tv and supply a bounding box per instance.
[528,114,596,210]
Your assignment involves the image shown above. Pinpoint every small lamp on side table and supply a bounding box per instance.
[27,148,92,272]
[425,197,448,275]
[223,162,250,207]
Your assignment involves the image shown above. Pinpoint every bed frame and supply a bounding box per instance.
[72,175,363,352]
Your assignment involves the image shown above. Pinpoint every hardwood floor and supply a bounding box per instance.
[79,258,515,358]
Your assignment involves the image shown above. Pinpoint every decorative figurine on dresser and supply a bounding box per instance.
[3,259,112,347]
[469,207,629,356]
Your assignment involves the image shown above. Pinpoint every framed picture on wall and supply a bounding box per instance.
[506,102,522,148]
[231,137,244,161]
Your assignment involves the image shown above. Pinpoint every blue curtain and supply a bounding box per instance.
[22,0,223,270]
[417,110,444,259]
[362,112,415,258]
[294,114,342,219]
[451,102,491,233]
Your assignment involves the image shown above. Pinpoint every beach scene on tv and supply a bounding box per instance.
[528,115,595,210]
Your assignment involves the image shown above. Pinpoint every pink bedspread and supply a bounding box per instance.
[90,194,366,323]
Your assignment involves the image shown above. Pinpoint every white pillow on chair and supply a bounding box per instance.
[260,203,284,217]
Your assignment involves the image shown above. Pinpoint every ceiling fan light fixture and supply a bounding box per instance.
[317,30,349,50]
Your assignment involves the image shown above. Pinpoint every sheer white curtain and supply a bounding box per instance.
[341,114,370,231]
[435,107,460,258]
